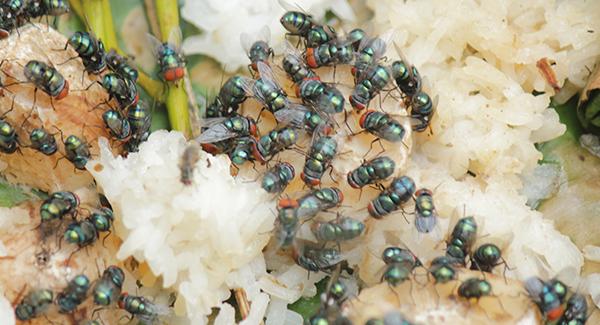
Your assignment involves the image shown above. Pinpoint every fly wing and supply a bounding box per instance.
[146,33,164,57]
[316,85,346,114]
[554,267,582,289]
[240,32,254,54]
[278,0,306,12]
[524,277,544,303]
[147,301,173,316]
[257,61,282,90]
[167,27,183,50]
[238,76,268,105]
[356,33,372,53]
[257,25,271,43]
[283,40,304,61]
[274,104,308,128]
[196,94,207,112]
[198,117,227,128]
[393,42,416,79]
[369,38,387,62]
[359,30,394,62]
[194,123,237,143]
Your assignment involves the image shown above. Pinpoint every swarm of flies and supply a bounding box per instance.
[182,0,594,322]
[1,0,593,323]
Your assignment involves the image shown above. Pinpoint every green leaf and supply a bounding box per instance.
[0,182,29,208]
[288,277,328,319]
[539,96,584,160]
[578,89,600,135]
[550,95,583,140]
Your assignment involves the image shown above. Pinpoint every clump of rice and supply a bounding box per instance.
[89,131,279,324]
[359,0,600,298]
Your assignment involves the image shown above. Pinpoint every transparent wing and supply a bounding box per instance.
[199,117,228,128]
[393,41,417,81]
[415,213,437,233]
[308,124,331,151]
[274,106,308,128]
[358,30,394,62]
[524,277,544,302]
[315,95,335,114]
[167,27,183,50]
[369,38,388,61]
[554,267,582,288]
[146,33,164,57]
[358,64,391,84]
[278,0,305,12]
[196,94,207,112]
[257,61,282,90]
[195,123,237,143]
[240,32,254,54]
[356,34,372,53]
[274,103,308,128]
[315,85,345,114]
[257,25,271,43]
[238,76,269,105]
[446,206,464,240]
[432,93,439,107]
[337,33,357,47]
[283,40,306,63]
[147,301,173,316]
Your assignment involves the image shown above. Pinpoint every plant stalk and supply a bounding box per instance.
[154,0,191,137]
[81,0,105,42]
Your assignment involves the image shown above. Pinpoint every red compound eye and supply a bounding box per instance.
[278,198,298,209]
[546,306,564,321]
[56,80,69,100]
[305,48,318,68]
[164,68,185,81]
[359,110,374,128]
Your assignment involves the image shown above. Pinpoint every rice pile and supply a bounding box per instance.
[87,0,600,323]
[359,0,600,281]
[89,131,278,324]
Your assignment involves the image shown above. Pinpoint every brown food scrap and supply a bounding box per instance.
[344,270,542,325]
[578,61,600,104]
[0,24,121,192]
[536,58,561,92]
[235,288,251,320]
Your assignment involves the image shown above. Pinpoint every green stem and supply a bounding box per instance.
[100,0,119,52]
[82,0,106,42]
[68,0,83,19]
[155,0,191,137]
[155,0,179,42]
